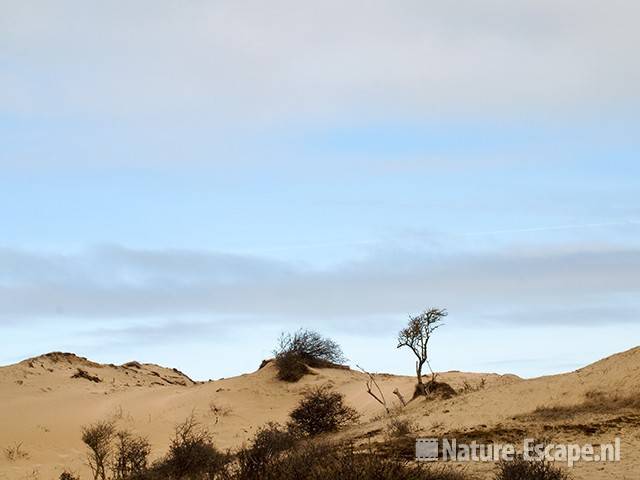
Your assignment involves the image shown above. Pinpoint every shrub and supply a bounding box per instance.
[287,385,359,436]
[234,440,469,480]
[59,472,80,480]
[274,351,312,382]
[415,380,457,400]
[274,329,345,382]
[494,458,571,480]
[112,430,151,479]
[160,415,228,479]
[235,422,298,478]
[82,421,116,480]
[3,441,29,461]
[386,416,416,438]
[72,368,102,383]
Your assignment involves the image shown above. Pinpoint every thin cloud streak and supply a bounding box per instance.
[0,244,638,325]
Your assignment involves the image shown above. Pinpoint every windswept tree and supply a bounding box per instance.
[397,308,447,395]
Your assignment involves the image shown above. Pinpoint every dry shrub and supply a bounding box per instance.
[494,457,571,480]
[414,380,457,400]
[113,431,151,479]
[459,378,486,394]
[59,471,80,480]
[274,351,312,382]
[235,422,298,478]
[274,329,346,382]
[157,415,228,479]
[4,441,29,461]
[386,416,417,438]
[287,385,359,436]
[208,401,233,424]
[82,421,116,480]
[234,440,469,480]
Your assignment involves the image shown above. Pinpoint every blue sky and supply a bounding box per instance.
[1,1,639,379]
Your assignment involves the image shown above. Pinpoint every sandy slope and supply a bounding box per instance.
[0,348,638,480]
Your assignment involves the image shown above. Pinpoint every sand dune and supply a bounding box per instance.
[1,348,639,479]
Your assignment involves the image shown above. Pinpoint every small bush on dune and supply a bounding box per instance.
[235,422,298,478]
[386,416,417,438]
[415,380,457,400]
[158,415,228,479]
[287,385,359,437]
[274,351,312,382]
[494,457,571,480]
[274,329,346,382]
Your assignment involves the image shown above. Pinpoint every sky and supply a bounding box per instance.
[1,1,639,380]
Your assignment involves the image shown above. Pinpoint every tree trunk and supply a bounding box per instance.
[416,360,424,386]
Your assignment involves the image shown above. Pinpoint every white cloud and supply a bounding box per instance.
[1,0,638,121]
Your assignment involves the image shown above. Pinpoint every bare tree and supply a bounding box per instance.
[81,420,115,480]
[397,308,447,395]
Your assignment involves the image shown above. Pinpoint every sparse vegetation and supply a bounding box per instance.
[274,329,346,382]
[386,415,417,438]
[528,390,640,420]
[397,308,447,396]
[494,457,571,480]
[208,401,232,424]
[4,441,29,461]
[72,368,102,383]
[287,384,359,436]
[459,378,486,394]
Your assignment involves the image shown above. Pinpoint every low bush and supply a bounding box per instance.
[386,416,417,438]
[494,457,571,480]
[235,422,298,478]
[233,441,469,480]
[287,385,359,436]
[158,415,228,479]
[59,472,80,480]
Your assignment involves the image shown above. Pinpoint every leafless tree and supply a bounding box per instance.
[397,308,447,395]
